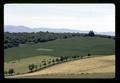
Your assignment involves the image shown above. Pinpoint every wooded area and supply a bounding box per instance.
[4,31,115,49]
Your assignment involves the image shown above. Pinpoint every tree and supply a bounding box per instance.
[88,53,91,57]
[28,64,35,72]
[48,61,51,65]
[52,59,55,63]
[88,30,95,37]
[43,62,47,67]
[56,58,60,63]
[60,56,64,62]
[8,68,14,75]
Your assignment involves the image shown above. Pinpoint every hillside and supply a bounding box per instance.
[6,55,115,78]
[4,37,115,62]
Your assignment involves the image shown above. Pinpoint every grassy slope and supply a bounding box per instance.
[4,56,57,74]
[4,37,115,62]
[5,55,115,78]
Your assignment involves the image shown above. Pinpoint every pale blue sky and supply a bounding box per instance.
[4,4,115,32]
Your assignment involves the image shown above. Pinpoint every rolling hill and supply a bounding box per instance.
[4,36,115,77]
[4,36,115,62]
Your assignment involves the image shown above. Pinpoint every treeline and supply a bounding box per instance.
[4,31,115,49]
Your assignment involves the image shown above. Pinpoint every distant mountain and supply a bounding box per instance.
[95,32,115,36]
[4,25,32,32]
[4,25,115,36]
[4,25,81,33]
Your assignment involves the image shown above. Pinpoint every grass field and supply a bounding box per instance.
[4,37,115,62]
[4,55,58,74]
[6,55,115,78]
[4,36,115,78]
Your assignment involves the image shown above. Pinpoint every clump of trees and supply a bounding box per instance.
[88,30,95,37]
[4,68,15,76]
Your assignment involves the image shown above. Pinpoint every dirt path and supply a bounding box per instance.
[6,55,115,78]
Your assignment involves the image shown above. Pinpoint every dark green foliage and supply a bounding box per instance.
[43,62,47,66]
[60,56,64,62]
[88,53,91,56]
[88,30,95,37]
[4,31,114,49]
[56,58,60,63]
[8,68,14,75]
[28,64,35,72]
[52,59,55,63]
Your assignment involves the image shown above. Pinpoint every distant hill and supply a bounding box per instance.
[4,25,115,36]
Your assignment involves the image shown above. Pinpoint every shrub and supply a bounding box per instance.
[8,68,15,75]
[28,64,35,72]
[88,53,91,56]
[88,30,95,37]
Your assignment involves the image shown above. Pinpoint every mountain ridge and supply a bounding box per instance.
[4,25,115,36]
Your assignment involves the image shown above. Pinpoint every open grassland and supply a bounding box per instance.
[4,56,58,74]
[6,55,115,78]
[4,37,115,62]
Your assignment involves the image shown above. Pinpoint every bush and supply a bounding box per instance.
[52,59,55,63]
[88,53,91,56]
[28,64,35,72]
[88,30,95,37]
[8,68,15,75]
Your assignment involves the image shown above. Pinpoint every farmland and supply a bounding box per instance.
[4,36,115,62]
[6,55,115,78]
[4,36,115,78]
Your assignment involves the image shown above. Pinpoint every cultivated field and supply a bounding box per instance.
[4,37,115,78]
[6,55,115,78]
[4,37,115,62]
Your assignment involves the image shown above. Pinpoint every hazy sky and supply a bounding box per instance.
[4,4,115,32]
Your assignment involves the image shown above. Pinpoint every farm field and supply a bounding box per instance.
[4,4,115,79]
[6,55,115,78]
[4,55,58,74]
[4,36,115,78]
[4,37,115,62]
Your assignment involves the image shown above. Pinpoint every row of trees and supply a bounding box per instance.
[28,53,91,73]
[4,31,114,49]
[4,53,92,76]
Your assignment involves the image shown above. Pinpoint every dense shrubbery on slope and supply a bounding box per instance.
[4,31,115,49]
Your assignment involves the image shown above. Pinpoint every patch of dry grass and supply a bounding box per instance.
[6,55,115,78]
